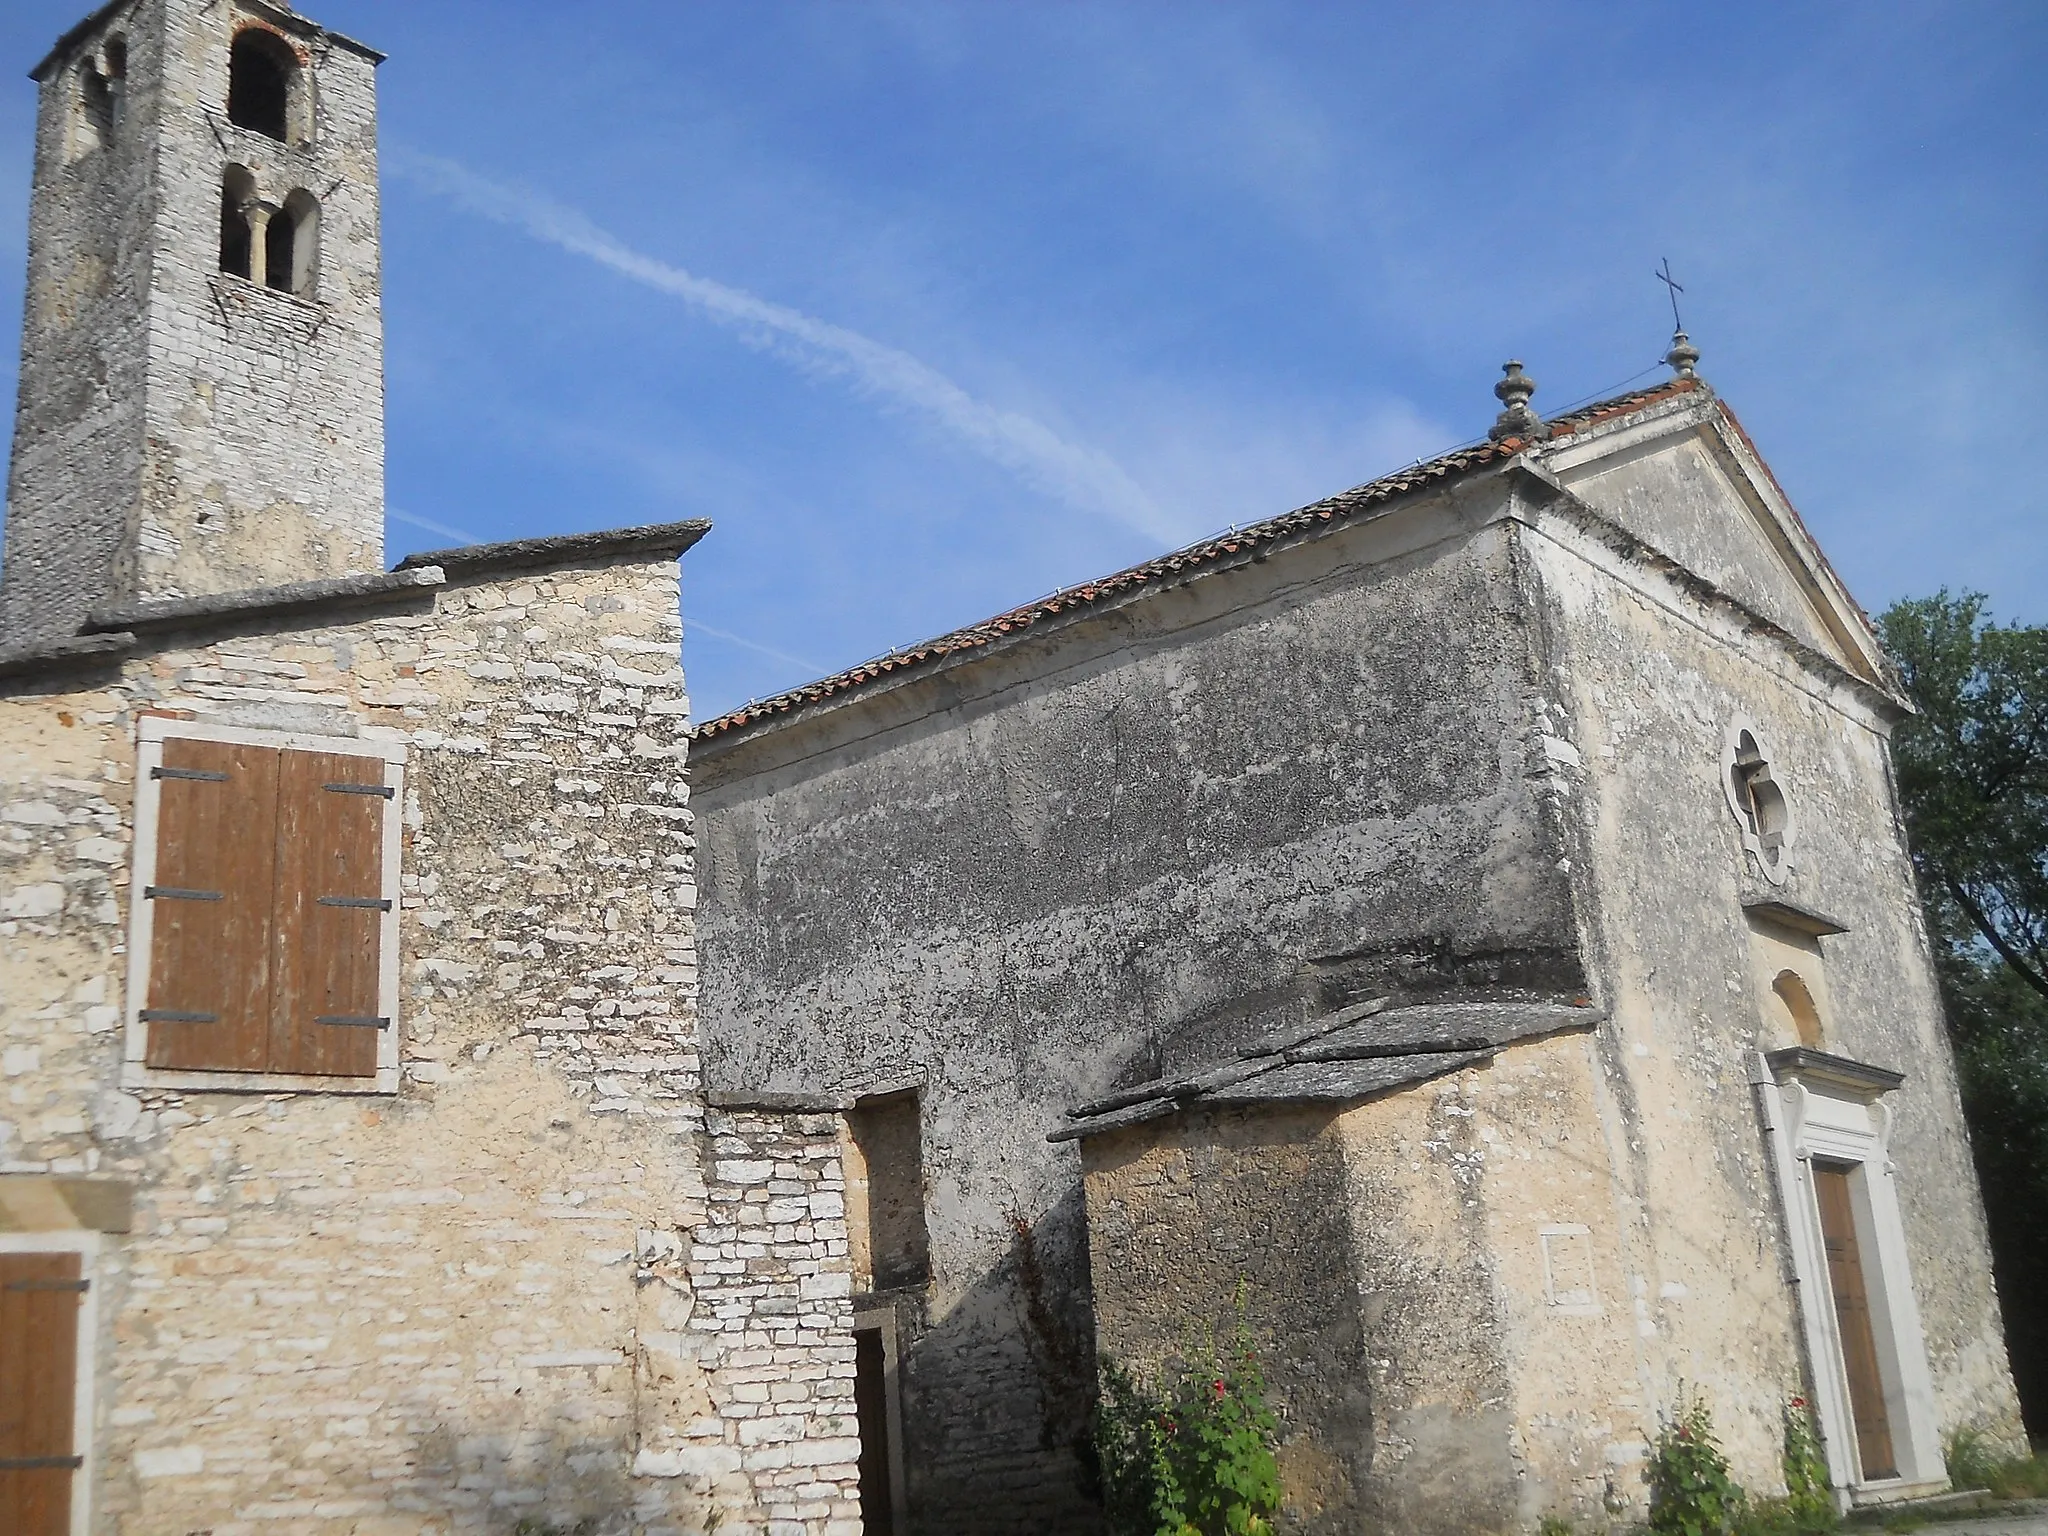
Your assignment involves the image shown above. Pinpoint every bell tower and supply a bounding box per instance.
[0,0,385,646]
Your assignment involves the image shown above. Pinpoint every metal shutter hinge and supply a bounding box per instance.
[324,782,395,798]
[315,1015,390,1029]
[316,896,393,911]
[0,1456,86,1470]
[145,886,223,902]
[152,766,229,782]
[141,1009,219,1024]
[2,1279,90,1293]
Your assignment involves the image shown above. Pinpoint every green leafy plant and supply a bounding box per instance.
[1647,1392,1747,1536]
[1780,1396,1834,1529]
[1940,1428,2048,1499]
[1945,1427,1999,1492]
[1096,1290,1282,1536]
[1536,1517,1578,1536]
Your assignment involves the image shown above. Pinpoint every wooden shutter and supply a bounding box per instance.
[143,738,280,1071]
[269,749,388,1078]
[1815,1164,1899,1480]
[0,1252,85,1536]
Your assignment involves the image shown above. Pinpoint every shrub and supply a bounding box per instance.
[1096,1295,1282,1536]
[1943,1429,2048,1499]
[1647,1393,1746,1536]
[1780,1396,1834,1530]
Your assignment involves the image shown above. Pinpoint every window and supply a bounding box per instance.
[219,165,255,280]
[68,39,122,161]
[0,1236,97,1536]
[76,65,112,154]
[1723,718,1796,884]
[125,722,403,1090]
[843,1092,930,1292]
[270,188,319,297]
[219,174,318,299]
[227,28,297,142]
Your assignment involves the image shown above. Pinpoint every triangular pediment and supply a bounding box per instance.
[1538,391,1889,687]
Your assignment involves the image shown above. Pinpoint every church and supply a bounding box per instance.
[0,3,2026,1535]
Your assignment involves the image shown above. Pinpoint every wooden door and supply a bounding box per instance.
[0,1252,85,1536]
[854,1328,897,1536]
[1814,1163,1897,1480]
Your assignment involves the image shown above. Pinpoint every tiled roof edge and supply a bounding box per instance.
[695,379,1700,747]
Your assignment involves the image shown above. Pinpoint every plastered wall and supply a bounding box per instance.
[695,504,1581,1533]
[1519,486,2025,1454]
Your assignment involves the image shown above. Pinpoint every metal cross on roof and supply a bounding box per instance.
[1656,257,1685,332]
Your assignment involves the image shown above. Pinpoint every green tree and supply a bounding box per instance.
[1878,590,2048,1433]
[1879,592,2048,998]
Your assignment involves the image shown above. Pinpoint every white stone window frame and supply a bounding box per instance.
[1723,715,1797,886]
[1751,1049,1945,1503]
[0,1229,102,1536]
[852,1304,910,1523]
[123,716,405,1095]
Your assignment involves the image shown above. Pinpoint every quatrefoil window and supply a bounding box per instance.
[1723,719,1795,884]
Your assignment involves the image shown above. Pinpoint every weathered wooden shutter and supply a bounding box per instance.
[269,749,388,1078]
[0,1252,86,1536]
[142,738,280,1071]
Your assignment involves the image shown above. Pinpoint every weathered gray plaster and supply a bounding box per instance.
[694,497,1584,1531]
[1520,429,2025,1452]
[695,385,2022,1530]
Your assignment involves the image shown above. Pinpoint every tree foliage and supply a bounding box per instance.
[1879,590,2048,1431]
[1879,591,2048,999]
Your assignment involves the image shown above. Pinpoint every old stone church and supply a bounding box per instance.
[0,2,2025,1534]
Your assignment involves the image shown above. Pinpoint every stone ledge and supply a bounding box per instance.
[82,567,446,636]
[0,630,136,681]
[395,519,712,580]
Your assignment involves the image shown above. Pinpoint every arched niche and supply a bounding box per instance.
[1772,969,1826,1049]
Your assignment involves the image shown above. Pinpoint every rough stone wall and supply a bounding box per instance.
[2,0,386,647]
[1082,1032,1761,1536]
[1,1,155,644]
[694,503,1580,1533]
[0,556,860,1534]
[1080,1104,1370,1533]
[1518,485,2025,1453]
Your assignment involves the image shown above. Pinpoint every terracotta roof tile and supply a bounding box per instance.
[694,378,1700,745]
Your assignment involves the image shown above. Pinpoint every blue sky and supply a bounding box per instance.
[1,2,2043,720]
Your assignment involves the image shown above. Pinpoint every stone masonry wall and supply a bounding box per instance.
[0,554,859,1535]
[2,0,387,645]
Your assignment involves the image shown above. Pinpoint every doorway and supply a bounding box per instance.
[1813,1162,1898,1480]
[852,1308,908,1533]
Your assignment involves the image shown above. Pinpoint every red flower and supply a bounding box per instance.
[1212,1379,1227,1400]
[1790,1396,1806,1409]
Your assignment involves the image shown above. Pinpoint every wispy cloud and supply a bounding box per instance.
[388,147,1177,545]
[388,506,484,546]
[685,618,824,677]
